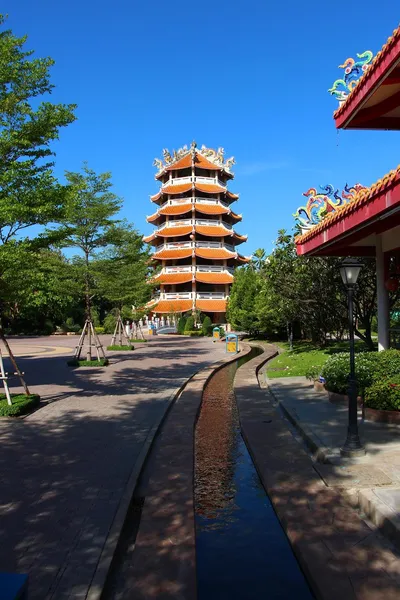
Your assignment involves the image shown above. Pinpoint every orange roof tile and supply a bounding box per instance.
[150,191,161,201]
[230,210,242,222]
[158,183,192,195]
[295,164,400,245]
[196,183,226,194]
[152,248,193,260]
[159,203,192,216]
[226,190,239,200]
[195,299,227,312]
[147,212,159,223]
[334,26,400,119]
[156,225,193,238]
[232,232,248,242]
[195,204,229,215]
[195,248,235,260]
[153,272,193,284]
[164,153,192,171]
[195,272,233,284]
[194,153,225,171]
[195,224,231,237]
[149,299,193,314]
[236,254,251,263]
[143,232,157,243]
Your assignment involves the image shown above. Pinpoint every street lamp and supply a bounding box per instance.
[339,258,365,457]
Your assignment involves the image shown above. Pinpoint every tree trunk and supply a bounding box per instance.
[0,329,30,395]
[287,321,293,351]
[85,252,92,361]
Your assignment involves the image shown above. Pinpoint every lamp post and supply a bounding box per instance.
[339,258,365,457]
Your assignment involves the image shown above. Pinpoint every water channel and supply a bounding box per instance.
[195,347,314,600]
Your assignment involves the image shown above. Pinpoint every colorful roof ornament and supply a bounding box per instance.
[328,51,373,103]
[293,183,366,232]
[153,141,235,175]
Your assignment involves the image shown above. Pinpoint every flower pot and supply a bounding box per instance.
[328,391,363,406]
[313,381,326,392]
[364,407,400,424]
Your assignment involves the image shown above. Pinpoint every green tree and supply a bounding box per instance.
[184,316,195,332]
[226,266,260,334]
[0,14,76,337]
[202,315,212,336]
[251,248,266,272]
[58,164,122,321]
[95,222,151,312]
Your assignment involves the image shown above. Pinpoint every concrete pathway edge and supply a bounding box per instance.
[267,378,400,550]
[86,344,253,600]
[85,382,191,600]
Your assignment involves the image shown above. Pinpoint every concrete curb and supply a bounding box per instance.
[85,343,252,600]
[85,382,192,600]
[266,378,400,549]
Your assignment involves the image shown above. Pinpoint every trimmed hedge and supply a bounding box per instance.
[177,317,186,335]
[67,358,109,367]
[184,331,204,337]
[202,316,212,336]
[364,375,400,411]
[0,394,40,417]
[321,352,378,395]
[321,349,400,397]
[130,338,147,343]
[184,316,195,332]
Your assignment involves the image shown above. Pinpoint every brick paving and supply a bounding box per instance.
[235,345,400,600]
[0,335,226,600]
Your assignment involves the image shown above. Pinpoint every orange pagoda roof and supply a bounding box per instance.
[194,247,236,260]
[155,148,234,180]
[195,272,233,284]
[154,225,193,238]
[193,204,229,216]
[159,203,192,216]
[148,299,193,314]
[196,299,227,312]
[147,202,242,223]
[152,272,193,284]
[150,185,239,203]
[152,248,193,260]
[195,224,233,237]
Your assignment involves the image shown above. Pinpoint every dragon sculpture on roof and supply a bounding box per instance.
[153,141,235,173]
[293,183,366,232]
[328,51,373,103]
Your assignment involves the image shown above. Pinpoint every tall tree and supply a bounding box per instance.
[251,248,267,272]
[0,14,76,389]
[226,266,260,334]
[58,164,122,360]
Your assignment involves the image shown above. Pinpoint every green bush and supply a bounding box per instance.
[321,352,378,395]
[67,358,109,367]
[103,313,117,334]
[184,316,195,332]
[0,394,40,417]
[364,375,400,411]
[219,326,225,337]
[372,349,400,382]
[202,316,213,336]
[184,331,204,337]
[64,317,81,333]
[177,316,186,334]
[107,345,134,351]
[95,326,105,334]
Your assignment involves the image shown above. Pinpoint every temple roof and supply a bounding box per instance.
[195,272,233,284]
[154,145,235,180]
[148,299,193,314]
[144,224,246,244]
[196,299,227,312]
[295,164,400,248]
[150,185,239,203]
[152,272,193,284]
[333,26,400,129]
[152,248,193,260]
[146,201,238,223]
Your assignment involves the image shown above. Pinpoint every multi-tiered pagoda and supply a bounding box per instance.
[144,142,249,324]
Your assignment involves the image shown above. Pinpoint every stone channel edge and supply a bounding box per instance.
[85,342,254,600]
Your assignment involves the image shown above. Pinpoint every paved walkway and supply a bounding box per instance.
[264,374,400,549]
[0,335,226,600]
[236,346,400,600]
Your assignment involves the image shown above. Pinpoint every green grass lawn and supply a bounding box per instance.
[0,394,40,417]
[250,339,373,379]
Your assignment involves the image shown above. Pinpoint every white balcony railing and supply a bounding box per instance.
[154,241,236,253]
[158,219,232,230]
[162,265,234,274]
[158,196,229,210]
[162,176,226,188]
[158,292,229,301]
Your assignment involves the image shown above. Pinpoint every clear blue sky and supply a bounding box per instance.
[5,1,399,256]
